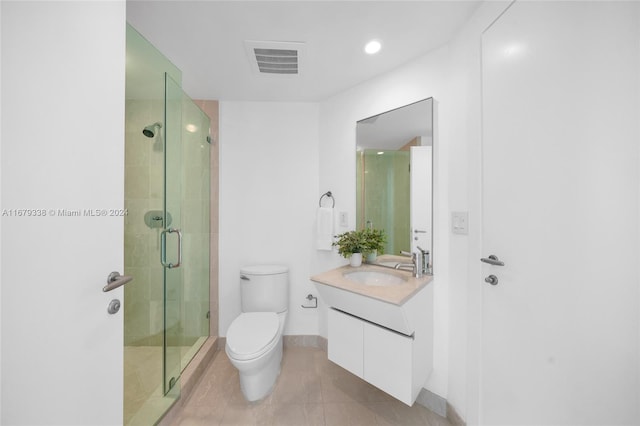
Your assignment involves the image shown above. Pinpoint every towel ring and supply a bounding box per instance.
[319,191,335,208]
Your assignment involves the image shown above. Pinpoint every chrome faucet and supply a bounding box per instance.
[417,246,431,275]
[395,251,423,278]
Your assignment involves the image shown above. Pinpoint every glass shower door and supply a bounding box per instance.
[163,74,184,396]
[179,93,211,366]
[163,73,211,393]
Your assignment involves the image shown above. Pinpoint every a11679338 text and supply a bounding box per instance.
[1,208,128,217]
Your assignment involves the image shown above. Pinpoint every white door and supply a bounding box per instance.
[410,146,432,259]
[481,2,639,424]
[1,2,125,424]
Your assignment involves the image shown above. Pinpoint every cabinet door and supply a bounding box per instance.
[328,309,363,377]
[363,322,413,405]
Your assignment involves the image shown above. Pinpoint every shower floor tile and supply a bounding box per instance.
[171,346,452,426]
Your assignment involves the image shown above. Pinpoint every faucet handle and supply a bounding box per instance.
[400,250,412,257]
[413,252,422,278]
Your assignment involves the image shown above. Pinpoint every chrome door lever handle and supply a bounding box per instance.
[480,255,505,266]
[103,271,134,292]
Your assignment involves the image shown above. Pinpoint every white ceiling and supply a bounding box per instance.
[126,1,482,102]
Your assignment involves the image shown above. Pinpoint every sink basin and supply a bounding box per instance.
[343,270,406,286]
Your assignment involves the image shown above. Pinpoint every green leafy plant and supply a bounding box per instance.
[362,228,386,255]
[332,230,366,258]
[332,228,387,258]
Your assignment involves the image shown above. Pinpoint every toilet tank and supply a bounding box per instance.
[239,265,289,313]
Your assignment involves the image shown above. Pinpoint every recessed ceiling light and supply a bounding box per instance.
[364,40,382,55]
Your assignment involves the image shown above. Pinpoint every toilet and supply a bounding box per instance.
[225,265,289,401]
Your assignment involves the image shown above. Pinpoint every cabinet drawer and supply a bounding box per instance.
[328,308,363,377]
[363,321,413,404]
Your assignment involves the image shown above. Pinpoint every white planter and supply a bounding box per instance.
[350,253,363,267]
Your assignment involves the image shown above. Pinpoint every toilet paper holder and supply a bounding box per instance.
[301,294,317,309]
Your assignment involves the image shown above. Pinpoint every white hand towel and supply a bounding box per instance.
[316,207,334,251]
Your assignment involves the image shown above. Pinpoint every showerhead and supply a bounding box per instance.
[142,122,162,138]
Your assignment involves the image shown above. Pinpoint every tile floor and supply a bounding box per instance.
[172,346,452,426]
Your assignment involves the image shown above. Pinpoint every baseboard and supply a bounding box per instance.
[284,334,327,350]
[415,388,447,418]
[217,336,226,350]
[217,334,328,351]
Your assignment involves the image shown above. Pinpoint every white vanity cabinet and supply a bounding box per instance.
[326,282,433,406]
[327,307,364,377]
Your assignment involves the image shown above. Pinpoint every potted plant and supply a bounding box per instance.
[362,228,386,262]
[332,230,367,266]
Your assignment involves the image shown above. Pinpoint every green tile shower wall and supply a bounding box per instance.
[124,99,166,346]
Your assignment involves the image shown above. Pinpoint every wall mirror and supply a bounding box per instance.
[356,98,433,269]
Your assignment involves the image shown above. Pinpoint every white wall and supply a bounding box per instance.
[218,102,320,337]
[317,46,452,398]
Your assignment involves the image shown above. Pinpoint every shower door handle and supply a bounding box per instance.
[161,228,183,268]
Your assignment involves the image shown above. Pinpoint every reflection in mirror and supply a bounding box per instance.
[356,98,433,271]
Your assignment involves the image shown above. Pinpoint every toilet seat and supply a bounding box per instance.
[226,312,280,361]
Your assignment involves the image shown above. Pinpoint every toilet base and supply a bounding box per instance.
[228,337,283,402]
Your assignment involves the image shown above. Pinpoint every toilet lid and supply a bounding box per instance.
[226,312,279,361]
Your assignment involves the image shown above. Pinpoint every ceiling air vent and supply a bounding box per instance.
[244,41,305,76]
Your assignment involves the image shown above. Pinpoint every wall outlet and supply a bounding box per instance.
[339,211,348,227]
[452,211,469,235]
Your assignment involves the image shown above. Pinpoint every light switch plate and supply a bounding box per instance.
[452,211,468,235]
[339,212,348,227]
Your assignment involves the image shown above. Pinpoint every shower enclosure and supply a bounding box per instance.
[124,25,210,425]
[356,149,410,254]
